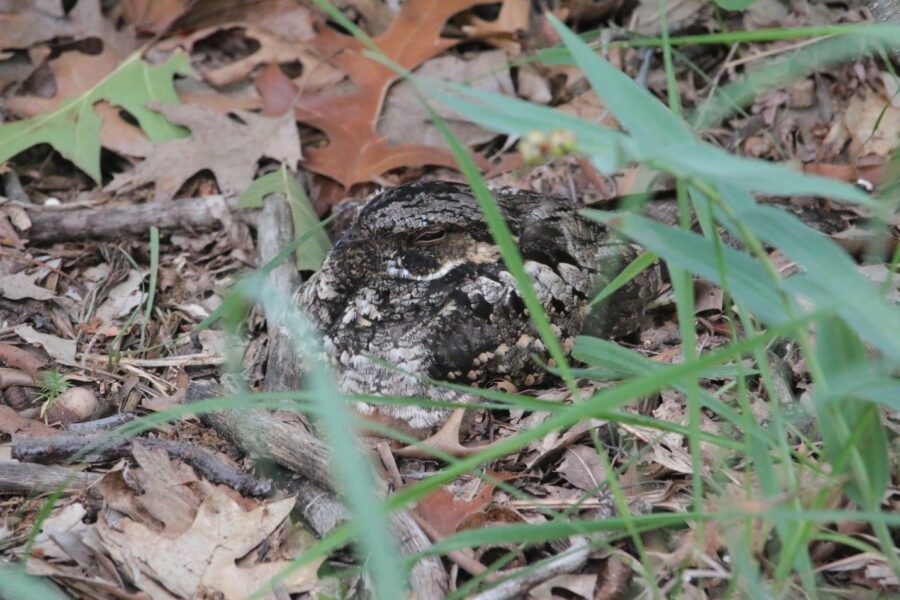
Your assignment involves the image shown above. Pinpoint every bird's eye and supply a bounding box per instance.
[412,228,445,246]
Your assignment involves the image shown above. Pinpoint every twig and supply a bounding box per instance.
[21,194,255,243]
[0,462,100,497]
[282,475,351,537]
[411,510,491,578]
[65,412,139,433]
[187,380,454,597]
[10,435,272,497]
[470,537,591,600]
[83,353,226,368]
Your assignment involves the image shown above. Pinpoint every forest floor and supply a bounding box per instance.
[1,1,899,598]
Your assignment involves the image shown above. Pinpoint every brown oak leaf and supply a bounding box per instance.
[1,0,135,53]
[163,7,336,89]
[120,0,190,34]
[416,484,495,537]
[462,0,532,53]
[295,0,495,189]
[94,446,319,599]
[255,62,299,116]
[105,101,302,201]
[378,50,515,149]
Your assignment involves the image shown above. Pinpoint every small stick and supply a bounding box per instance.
[22,194,255,243]
[0,462,100,497]
[469,537,591,600]
[411,510,491,578]
[10,435,272,498]
[65,412,140,433]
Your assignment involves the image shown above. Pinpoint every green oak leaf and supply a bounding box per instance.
[0,51,192,183]
[239,165,332,271]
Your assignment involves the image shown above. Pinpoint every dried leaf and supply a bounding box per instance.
[743,0,790,30]
[816,551,899,587]
[98,487,317,599]
[858,264,900,303]
[843,90,900,159]
[557,445,605,492]
[295,0,492,189]
[462,0,531,53]
[0,405,57,436]
[0,51,191,182]
[94,269,145,322]
[255,63,299,116]
[30,503,90,561]
[175,77,264,117]
[558,89,617,127]
[530,573,598,600]
[120,0,189,34]
[181,0,319,42]
[694,280,724,313]
[18,447,318,599]
[112,445,208,533]
[378,50,513,149]
[6,49,121,118]
[0,271,55,300]
[1,203,32,231]
[516,63,552,104]
[0,0,135,54]
[168,12,331,89]
[0,342,47,378]
[595,557,632,600]
[14,325,77,366]
[631,0,709,34]
[416,483,495,537]
[106,102,302,201]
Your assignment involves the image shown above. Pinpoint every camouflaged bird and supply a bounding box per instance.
[298,181,661,430]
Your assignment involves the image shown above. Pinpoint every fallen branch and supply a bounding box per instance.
[282,475,350,538]
[22,194,255,243]
[0,462,101,497]
[10,435,271,497]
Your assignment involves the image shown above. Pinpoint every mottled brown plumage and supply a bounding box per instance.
[298,181,660,429]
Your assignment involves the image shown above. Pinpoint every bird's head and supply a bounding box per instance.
[332,181,503,283]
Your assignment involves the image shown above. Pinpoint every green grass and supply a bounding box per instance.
[35,369,70,420]
[3,6,900,600]
[301,8,899,597]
